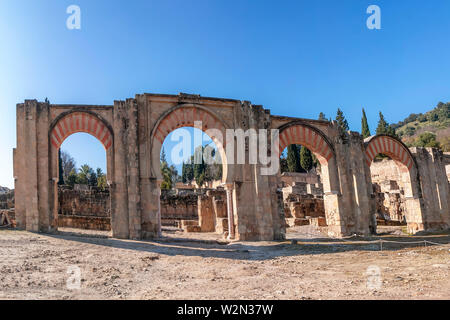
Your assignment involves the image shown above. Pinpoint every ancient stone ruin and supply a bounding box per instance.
[12,93,450,240]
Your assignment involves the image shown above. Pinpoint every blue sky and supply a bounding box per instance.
[1,0,450,188]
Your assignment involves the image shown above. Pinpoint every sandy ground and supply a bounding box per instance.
[0,226,449,300]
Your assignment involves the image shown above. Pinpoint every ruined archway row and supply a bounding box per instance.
[365,135,413,171]
[14,94,450,241]
[50,112,113,150]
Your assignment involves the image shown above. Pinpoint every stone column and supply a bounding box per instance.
[224,183,235,239]
[156,180,162,237]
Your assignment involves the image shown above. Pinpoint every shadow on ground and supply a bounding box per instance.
[41,228,450,262]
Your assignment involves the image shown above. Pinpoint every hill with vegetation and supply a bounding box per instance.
[390,102,450,151]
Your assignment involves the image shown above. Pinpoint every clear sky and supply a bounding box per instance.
[1,0,450,188]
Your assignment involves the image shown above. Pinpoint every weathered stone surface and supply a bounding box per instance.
[58,186,110,218]
[58,215,111,231]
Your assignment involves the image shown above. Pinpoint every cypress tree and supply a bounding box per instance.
[361,108,371,138]
[286,144,302,172]
[376,112,388,135]
[160,147,167,163]
[58,149,65,185]
[335,108,349,134]
[300,146,313,172]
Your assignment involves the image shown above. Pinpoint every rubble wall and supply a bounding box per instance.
[0,191,14,210]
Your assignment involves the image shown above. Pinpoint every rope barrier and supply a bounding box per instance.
[291,231,449,249]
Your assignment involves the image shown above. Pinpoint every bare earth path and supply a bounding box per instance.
[0,228,449,300]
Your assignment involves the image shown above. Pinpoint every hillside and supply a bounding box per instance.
[0,186,11,194]
[391,102,450,151]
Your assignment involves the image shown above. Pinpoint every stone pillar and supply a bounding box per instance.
[348,132,372,236]
[410,147,449,231]
[198,193,215,232]
[112,101,131,238]
[156,180,162,237]
[125,99,141,239]
[14,100,52,232]
[225,183,235,239]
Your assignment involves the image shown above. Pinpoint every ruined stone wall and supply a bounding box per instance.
[57,186,111,230]
[166,189,229,235]
[370,158,405,188]
[368,159,407,223]
[160,190,198,226]
[280,172,321,186]
[58,186,111,218]
[0,191,14,210]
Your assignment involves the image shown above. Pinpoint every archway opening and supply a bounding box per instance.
[365,135,420,234]
[56,132,111,234]
[370,154,408,232]
[277,124,341,238]
[158,127,228,240]
[279,144,326,234]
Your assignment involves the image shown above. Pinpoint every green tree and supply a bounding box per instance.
[404,126,416,137]
[60,150,76,183]
[386,125,399,138]
[413,132,440,148]
[77,164,96,186]
[58,149,65,185]
[96,168,107,190]
[193,146,206,186]
[160,147,167,163]
[335,108,349,136]
[376,112,388,135]
[361,108,371,138]
[160,161,173,189]
[286,144,302,172]
[300,146,313,172]
[182,156,195,183]
[279,156,288,173]
[66,169,78,188]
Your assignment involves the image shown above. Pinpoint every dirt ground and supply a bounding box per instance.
[0,226,449,300]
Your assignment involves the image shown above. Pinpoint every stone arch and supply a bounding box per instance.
[47,111,115,233]
[150,104,228,182]
[364,134,424,233]
[278,122,335,165]
[50,111,113,151]
[365,135,415,172]
[278,122,344,236]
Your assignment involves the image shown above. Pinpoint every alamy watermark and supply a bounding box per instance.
[167,121,280,176]
[365,265,382,290]
[366,5,381,30]
[66,265,81,290]
[66,5,81,30]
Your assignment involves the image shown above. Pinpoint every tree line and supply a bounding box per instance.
[160,145,223,190]
[58,150,108,190]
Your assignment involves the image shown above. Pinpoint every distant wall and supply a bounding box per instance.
[58,186,111,218]
[160,190,199,226]
[0,191,14,210]
[58,186,111,230]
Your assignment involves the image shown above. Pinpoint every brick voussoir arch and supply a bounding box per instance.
[151,104,228,147]
[364,134,415,171]
[278,122,335,165]
[49,111,114,151]
[150,104,229,181]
